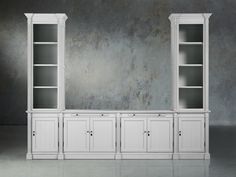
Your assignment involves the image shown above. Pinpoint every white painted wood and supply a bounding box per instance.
[121,153,173,159]
[121,118,146,152]
[115,113,122,159]
[169,13,211,111]
[26,113,32,159]
[58,113,64,159]
[90,117,116,152]
[32,118,58,152]
[25,13,211,160]
[64,118,90,152]
[57,15,66,110]
[64,153,115,159]
[178,117,204,152]
[204,112,210,159]
[26,14,33,112]
[147,118,173,152]
[203,14,210,111]
[32,154,58,159]
[25,13,67,24]
[173,113,179,159]
[176,153,206,159]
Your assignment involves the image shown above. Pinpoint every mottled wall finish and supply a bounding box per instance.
[65,0,171,110]
[0,0,235,125]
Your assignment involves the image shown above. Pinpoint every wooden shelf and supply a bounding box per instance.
[179,42,203,45]
[179,86,203,89]
[34,86,58,89]
[179,64,203,67]
[34,42,57,45]
[34,64,58,67]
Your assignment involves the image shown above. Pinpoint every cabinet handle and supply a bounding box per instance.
[32,131,36,136]
[86,131,90,134]
[178,131,182,136]
[147,131,150,136]
[90,131,93,136]
[144,131,147,134]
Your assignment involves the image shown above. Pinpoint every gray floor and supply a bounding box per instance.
[0,126,236,177]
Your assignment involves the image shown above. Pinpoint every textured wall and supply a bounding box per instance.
[0,0,235,125]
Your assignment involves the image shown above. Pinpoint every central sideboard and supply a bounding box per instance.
[27,110,210,160]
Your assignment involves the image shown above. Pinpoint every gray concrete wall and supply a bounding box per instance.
[0,0,235,125]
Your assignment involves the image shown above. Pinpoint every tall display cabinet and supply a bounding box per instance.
[169,13,211,159]
[25,13,67,159]
[25,13,211,160]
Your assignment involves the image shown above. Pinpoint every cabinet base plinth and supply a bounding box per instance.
[64,153,116,159]
[32,154,58,159]
[121,153,173,159]
[176,153,207,159]
[115,153,122,159]
[29,152,210,160]
[204,153,210,159]
[173,154,179,159]
[57,153,64,160]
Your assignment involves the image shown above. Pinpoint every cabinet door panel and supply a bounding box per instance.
[90,118,115,152]
[121,118,146,152]
[32,118,58,152]
[147,118,173,152]
[179,118,204,152]
[64,118,90,152]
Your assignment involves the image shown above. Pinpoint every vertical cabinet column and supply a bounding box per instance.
[169,13,211,159]
[25,13,68,159]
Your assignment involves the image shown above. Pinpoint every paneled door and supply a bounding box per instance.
[64,118,90,152]
[121,118,146,152]
[178,117,204,152]
[32,118,58,152]
[90,118,116,152]
[147,118,173,152]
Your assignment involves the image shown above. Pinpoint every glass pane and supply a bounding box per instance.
[179,88,203,109]
[33,88,57,108]
[34,66,57,86]
[34,44,57,64]
[34,24,57,42]
[179,25,203,42]
[179,45,202,64]
[179,67,203,86]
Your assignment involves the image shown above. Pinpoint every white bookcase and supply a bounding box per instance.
[25,13,211,160]
[25,13,67,159]
[169,13,211,159]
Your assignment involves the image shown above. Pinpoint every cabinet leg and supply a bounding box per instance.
[26,153,33,160]
[58,153,64,160]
